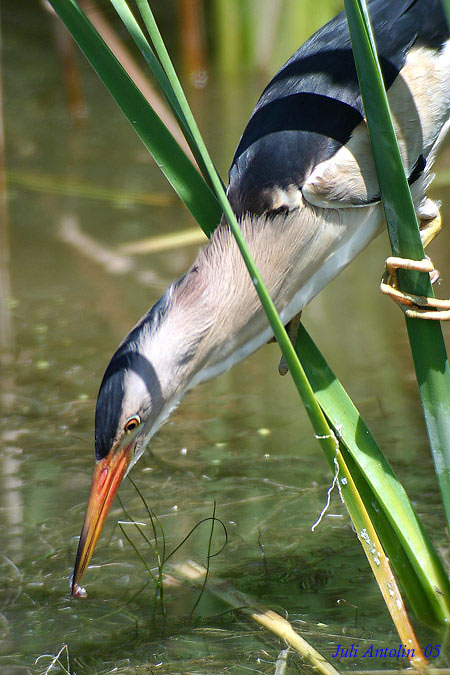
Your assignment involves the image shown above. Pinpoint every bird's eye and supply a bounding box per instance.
[124,415,141,433]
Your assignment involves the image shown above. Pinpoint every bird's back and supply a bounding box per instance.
[228,0,449,217]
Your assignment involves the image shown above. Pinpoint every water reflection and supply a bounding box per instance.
[1,0,450,673]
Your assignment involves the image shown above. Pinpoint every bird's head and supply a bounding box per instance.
[70,334,166,596]
[70,277,212,596]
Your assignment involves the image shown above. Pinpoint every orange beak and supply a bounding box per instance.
[71,437,136,597]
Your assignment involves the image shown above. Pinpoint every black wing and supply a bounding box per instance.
[228,0,448,217]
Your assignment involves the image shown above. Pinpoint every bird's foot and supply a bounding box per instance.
[380,256,450,320]
[379,200,450,319]
[278,312,302,375]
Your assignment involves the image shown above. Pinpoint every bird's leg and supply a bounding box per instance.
[418,199,443,248]
[278,312,302,376]
[380,200,450,319]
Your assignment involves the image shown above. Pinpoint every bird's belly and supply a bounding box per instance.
[191,201,386,389]
[276,202,386,323]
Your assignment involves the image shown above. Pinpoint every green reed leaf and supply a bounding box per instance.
[48,0,221,236]
[345,0,450,536]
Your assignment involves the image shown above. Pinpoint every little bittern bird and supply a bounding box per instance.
[71,0,450,596]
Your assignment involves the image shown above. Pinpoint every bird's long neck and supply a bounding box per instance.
[140,216,278,404]
[142,201,369,402]
[131,199,383,453]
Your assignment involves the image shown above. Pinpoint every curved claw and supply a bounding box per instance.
[405,307,450,320]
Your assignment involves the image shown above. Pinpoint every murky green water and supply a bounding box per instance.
[1,1,450,673]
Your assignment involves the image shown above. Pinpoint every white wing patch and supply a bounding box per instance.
[303,42,450,210]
